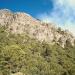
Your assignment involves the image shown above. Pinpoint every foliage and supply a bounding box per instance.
[0,26,75,75]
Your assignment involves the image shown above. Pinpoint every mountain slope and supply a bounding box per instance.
[0,9,75,75]
[0,9,75,48]
[0,26,75,75]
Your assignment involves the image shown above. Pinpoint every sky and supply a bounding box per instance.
[0,0,53,17]
[0,0,75,36]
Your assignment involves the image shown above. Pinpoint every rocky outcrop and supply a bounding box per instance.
[0,9,75,48]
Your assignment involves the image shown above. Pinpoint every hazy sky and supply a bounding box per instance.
[0,0,75,36]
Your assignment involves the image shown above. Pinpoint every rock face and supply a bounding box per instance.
[0,9,75,48]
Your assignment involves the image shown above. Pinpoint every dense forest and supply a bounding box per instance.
[0,26,75,75]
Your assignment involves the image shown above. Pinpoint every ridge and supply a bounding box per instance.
[0,9,75,48]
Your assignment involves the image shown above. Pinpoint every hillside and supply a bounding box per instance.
[0,9,75,48]
[0,9,75,75]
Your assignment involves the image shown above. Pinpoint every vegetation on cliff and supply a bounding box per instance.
[0,26,75,75]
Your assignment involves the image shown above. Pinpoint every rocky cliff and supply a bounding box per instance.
[0,9,75,48]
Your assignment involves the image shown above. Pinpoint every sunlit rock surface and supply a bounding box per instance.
[0,9,75,48]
